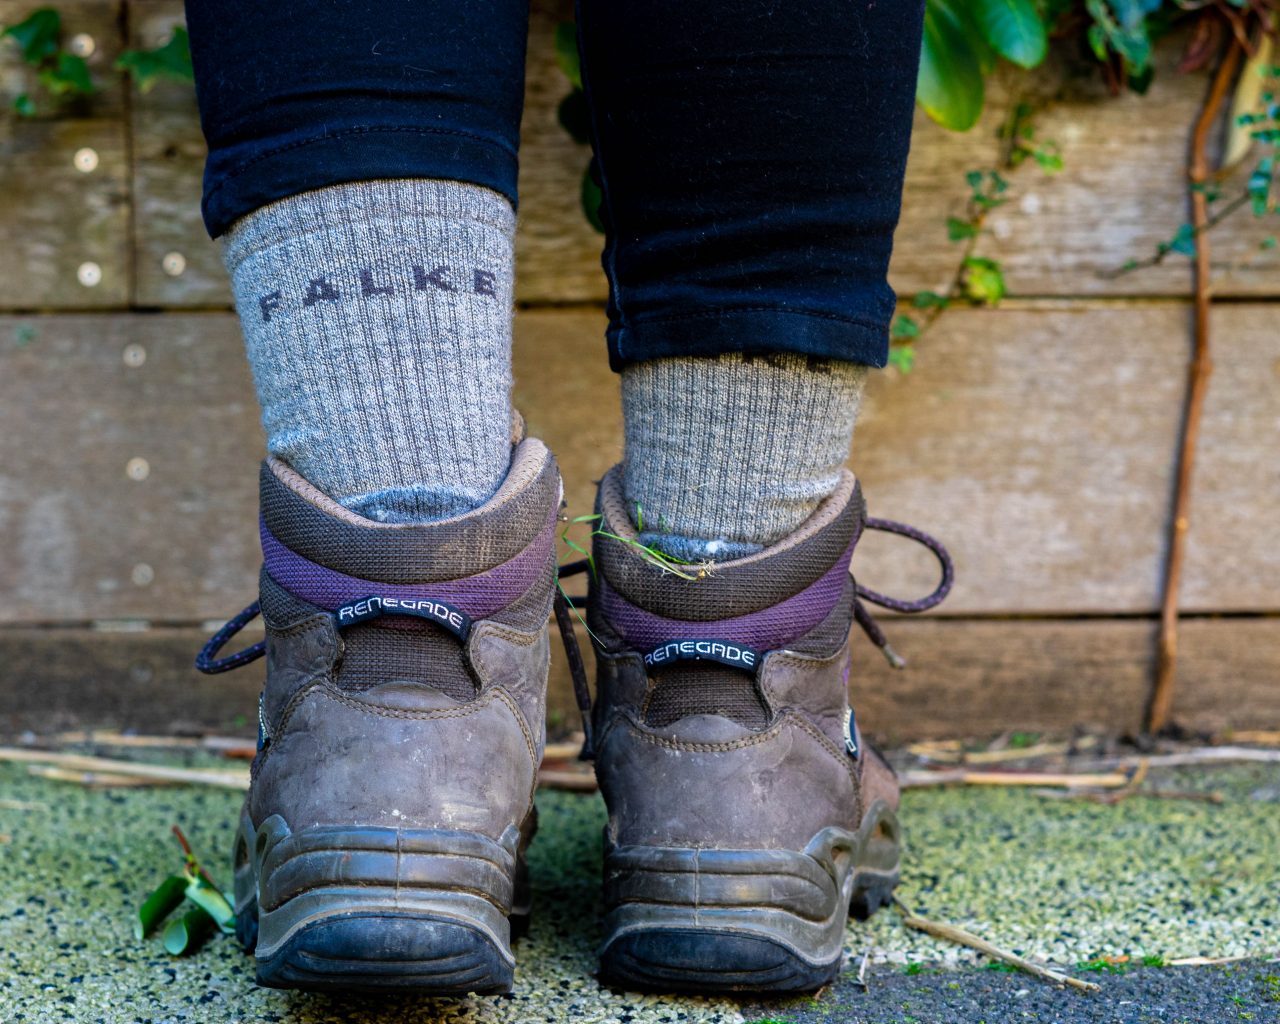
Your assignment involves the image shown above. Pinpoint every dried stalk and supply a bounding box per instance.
[894,899,1101,993]
[1147,38,1245,735]
[899,768,1130,790]
[2,745,599,794]
[27,765,176,788]
[0,748,250,789]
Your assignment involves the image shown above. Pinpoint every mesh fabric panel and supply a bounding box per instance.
[643,666,770,729]
[334,622,475,701]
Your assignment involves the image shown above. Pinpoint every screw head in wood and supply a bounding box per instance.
[122,343,146,367]
[77,262,102,287]
[126,457,150,481]
[131,563,155,586]
[69,33,95,57]
[162,252,186,277]
[74,148,99,173]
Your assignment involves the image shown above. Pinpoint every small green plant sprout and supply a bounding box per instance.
[1141,953,1168,967]
[1076,954,1131,974]
[116,26,194,92]
[135,826,234,956]
[903,961,925,975]
[2,8,95,116]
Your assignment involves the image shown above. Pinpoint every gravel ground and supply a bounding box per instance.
[0,755,1276,1023]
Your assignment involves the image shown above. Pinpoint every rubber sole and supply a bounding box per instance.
[235,811,532,994]
[598,801,901,994]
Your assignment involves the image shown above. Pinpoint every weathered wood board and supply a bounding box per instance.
[0,1,129,308]
[1,306,1276,623]
[124,3,1280,309]
[2,617,1275,740]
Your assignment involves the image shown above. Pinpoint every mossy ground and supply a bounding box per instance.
[0,758,1275,1023]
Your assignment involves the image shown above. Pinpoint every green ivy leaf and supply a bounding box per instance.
[1033,144,1064,173]
[912,290,950,309]
[968,0,1047,69]
[581,162,604,234]
[1166,223,1196,257]
[947,216,979,241]
[918,0,985,131]
[116,26,193,92]
[888,345,917,373]
[1247,157,1273,216]
[2,8,60,64]
[38,52,93,96]
[12,92,36,116]
[557,90,591,145]
[891,314,921,341]
[554,22,581,90]
[962,256,1006,304]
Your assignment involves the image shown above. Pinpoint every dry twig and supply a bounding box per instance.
[894,898,1100,993]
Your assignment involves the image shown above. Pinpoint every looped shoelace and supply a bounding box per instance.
[195,518,951,762]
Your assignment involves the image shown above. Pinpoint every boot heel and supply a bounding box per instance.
[598,806,901,993]
[239,816,522,994]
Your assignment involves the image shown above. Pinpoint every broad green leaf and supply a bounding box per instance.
[12,92,35,116]
[2,8,60,63]
[969,0,1047,69]
[554,22,581,90]
[162,906,216,955]
[135,874,188,940]
[947,216,979,241]
[116,26,193,92]
[185,875,235,933]
[918,0,985,131]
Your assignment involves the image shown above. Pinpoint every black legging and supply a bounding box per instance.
[186,0,925,369]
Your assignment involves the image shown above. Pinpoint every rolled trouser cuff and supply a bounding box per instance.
[606,307,891,372]
[201,127,518,238]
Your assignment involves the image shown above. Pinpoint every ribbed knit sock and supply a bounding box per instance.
[621,353,868,562]
[222,179,515,523]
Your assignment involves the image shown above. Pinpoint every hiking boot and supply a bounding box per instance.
[583,464,950,993]
[198,438,560,994]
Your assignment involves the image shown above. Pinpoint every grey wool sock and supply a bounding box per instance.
[222,179,515,523]
[621,353,868,562]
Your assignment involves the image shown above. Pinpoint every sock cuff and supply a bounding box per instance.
[220,178,516,273]
[620,353,868,557]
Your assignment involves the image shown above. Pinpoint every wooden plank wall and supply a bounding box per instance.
[0,0,1276,740]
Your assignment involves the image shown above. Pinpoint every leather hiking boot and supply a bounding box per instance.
[197,438,561,994]
[581,465,951,993]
